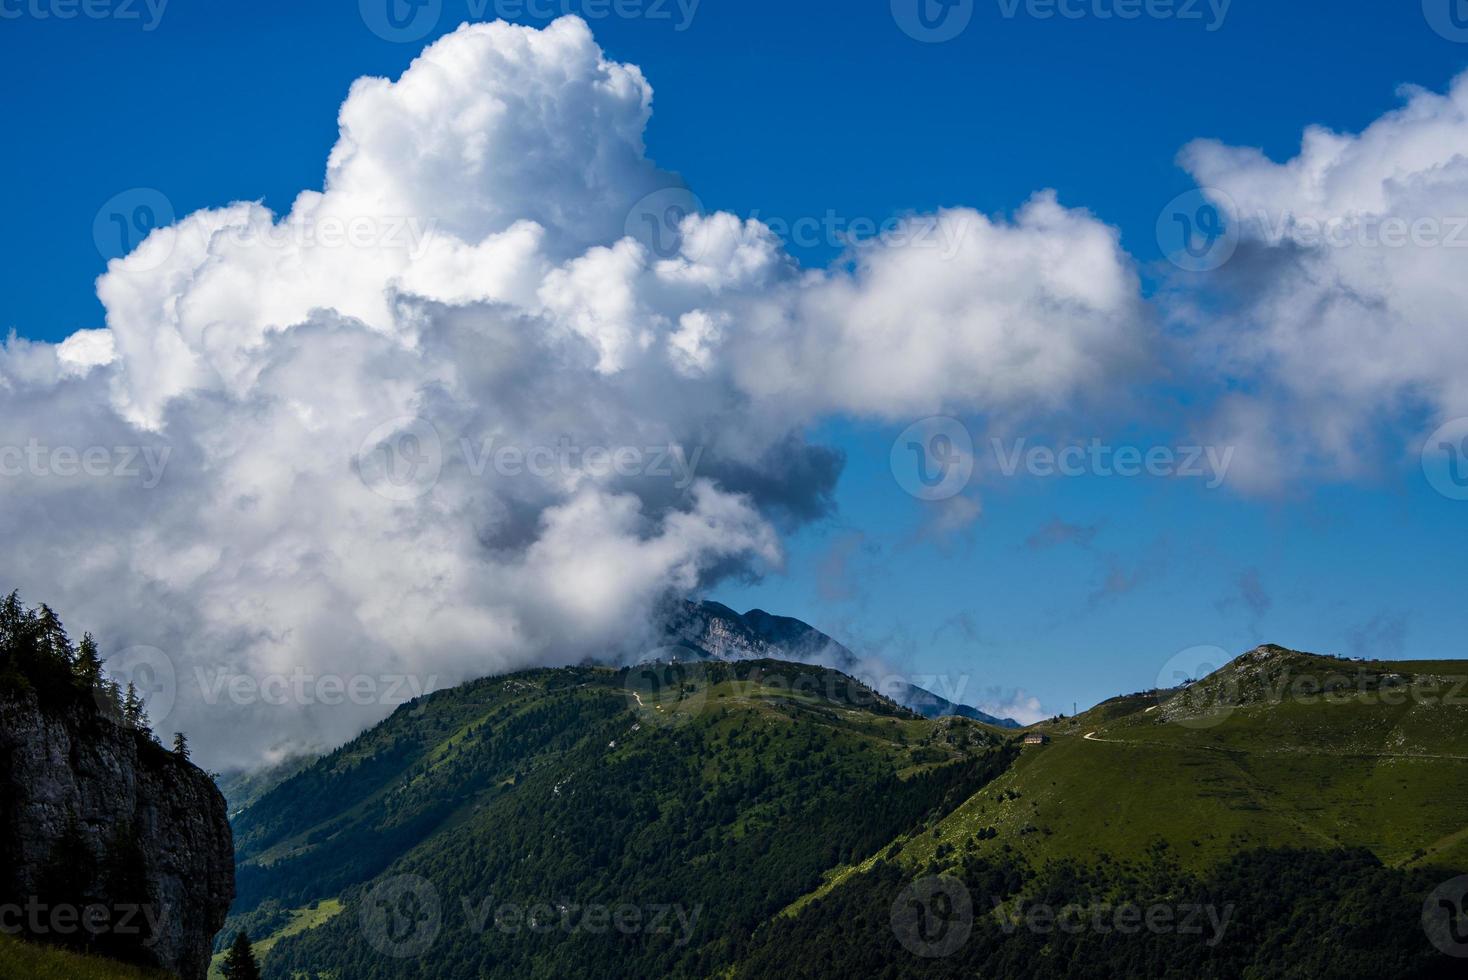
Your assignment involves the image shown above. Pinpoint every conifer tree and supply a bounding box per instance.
[36,603,73,666]
[221,931,262,980]
[74,632,104,690]
[122,682,150,731]
[172,731,190,760]
[99,679,124,722]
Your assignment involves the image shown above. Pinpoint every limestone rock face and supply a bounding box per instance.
[0,689,234,980]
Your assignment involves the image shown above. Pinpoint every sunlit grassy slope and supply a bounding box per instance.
[207,899,343,979]
[892,646,1468,873]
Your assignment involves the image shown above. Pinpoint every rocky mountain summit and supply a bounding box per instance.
[659,600,1020,727]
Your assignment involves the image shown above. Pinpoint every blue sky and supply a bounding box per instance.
[3,0,1467,731]
[8,1,1465,339]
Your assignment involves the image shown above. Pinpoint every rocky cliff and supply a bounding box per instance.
[0,688,234,980]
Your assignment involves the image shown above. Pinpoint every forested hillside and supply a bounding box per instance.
[222,647,1468,978]
[230,660,1013,977]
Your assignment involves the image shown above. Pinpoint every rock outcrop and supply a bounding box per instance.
[0,688,234,980]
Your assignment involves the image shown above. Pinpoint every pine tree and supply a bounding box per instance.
[221,931,261,980]
[36,603,73,666]
[1,591,39,674]
[74,632,104,690]
[0,590,25,646]
[122,682,150,732]
[99,680,124,723]
[172,732,190,760]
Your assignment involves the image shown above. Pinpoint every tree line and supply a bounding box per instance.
[0,591,188,757]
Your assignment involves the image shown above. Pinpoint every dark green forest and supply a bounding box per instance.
[732,845,1460,979]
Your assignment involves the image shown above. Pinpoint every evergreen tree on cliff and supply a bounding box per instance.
[221,931,262,980]
[36,603,72,666]
[122,682,150,732]
[74,632,103,689]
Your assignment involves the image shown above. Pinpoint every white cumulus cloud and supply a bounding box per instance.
[1,17,1149,767]
[1175,72,1468,489]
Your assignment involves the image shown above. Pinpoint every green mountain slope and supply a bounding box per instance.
[221,645,1468,978]
[229,660,1014,978]
[723,647,1468,979]
[217,753,318,818]
[905,646,1468,873]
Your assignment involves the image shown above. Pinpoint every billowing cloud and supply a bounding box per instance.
[0,17,1145,767]
[732,193,1150,423]
[1174,72,1468,490]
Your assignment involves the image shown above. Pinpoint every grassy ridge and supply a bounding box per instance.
[724,649,1468,978]
[888,648,1468,873]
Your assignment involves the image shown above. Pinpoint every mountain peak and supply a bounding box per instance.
[664,600,1021,728]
